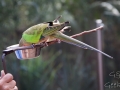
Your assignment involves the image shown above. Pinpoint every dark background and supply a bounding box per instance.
[0,0,120,90]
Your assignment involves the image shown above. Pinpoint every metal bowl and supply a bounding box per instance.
[6,44,41,60]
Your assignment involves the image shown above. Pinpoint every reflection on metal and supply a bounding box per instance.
[7,44,41,60]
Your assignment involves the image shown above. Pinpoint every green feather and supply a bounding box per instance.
[22,23,48,43]
[22,31,43,43]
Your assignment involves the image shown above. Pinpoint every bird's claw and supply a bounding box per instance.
[56,39,61,43]
[44,42,49,46]
[31,44,35,48]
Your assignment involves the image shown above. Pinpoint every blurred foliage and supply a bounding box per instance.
[0,0,120,90]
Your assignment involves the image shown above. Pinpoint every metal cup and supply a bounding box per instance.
[6,44,41,60]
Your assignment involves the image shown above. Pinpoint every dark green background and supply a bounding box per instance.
[0,0,120,90]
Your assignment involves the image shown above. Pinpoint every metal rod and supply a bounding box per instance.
[96,19,104,90]
[2,53,7,74]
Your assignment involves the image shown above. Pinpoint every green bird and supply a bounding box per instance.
[19,16,113,59]
[19,17,68,46]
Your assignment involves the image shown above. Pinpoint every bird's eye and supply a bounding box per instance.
[47,22,53,26]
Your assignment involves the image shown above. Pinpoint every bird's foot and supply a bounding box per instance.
[44,42,49,46]
[56,39,61,43]
[31,44,35,48]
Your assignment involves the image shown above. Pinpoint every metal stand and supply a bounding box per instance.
[2,53,7,74]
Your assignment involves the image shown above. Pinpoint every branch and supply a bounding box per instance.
[70,26,103,38]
